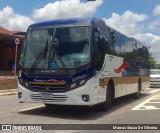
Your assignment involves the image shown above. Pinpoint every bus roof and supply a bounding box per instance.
[29,17,98,29]
[28,17,147,47]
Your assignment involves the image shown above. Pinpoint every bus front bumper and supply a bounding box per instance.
[18,83,104,106]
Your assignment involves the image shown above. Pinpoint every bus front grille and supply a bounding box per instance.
[30,84,66,93]
[31,94,67,102]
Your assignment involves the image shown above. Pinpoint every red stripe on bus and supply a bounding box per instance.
[114,61,130,74]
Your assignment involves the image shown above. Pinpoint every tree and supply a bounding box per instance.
[149,53,157,69]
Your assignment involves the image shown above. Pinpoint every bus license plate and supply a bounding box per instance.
[41,93,53,99]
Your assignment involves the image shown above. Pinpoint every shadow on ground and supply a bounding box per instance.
[18,93,150,121]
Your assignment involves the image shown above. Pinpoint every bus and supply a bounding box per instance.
[18,18,150,111]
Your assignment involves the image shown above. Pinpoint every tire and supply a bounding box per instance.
[98,83,113,112]
[133,81,141,99]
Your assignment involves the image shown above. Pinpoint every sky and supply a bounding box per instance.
[0,0,160,63]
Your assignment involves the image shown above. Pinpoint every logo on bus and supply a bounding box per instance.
[46,86,50,91]
[47,79,66,85]
[114,61,130,74]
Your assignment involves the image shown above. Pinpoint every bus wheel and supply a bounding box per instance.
[133,81,141,99]
[98,84,112,112]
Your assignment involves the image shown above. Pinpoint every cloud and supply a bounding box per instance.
[153,5,160,16]
[32,0,103,21]
[0,0,103,31]
[148,19,160,31]
[103,10,160,64]
[0,6,34,31]
[134,33,160,64]
[148,5,160,31]
[103,10,148,36]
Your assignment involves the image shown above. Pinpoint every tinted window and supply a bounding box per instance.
[94,20,113,57]
[94,20,149,63]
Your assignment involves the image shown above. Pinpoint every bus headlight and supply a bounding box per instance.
[80,79,85,85]
[70,79,86,90]
[19,78,24,85]
[24,82,29,88]
[19,78,29,89]
[71,83,77,89]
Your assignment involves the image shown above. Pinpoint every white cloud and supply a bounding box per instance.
[0,0,103,31]
[149,5,160,31]
[103,10,148,36]
[134,33,160,64]
[103,10,160,64]
[32,0,103,21]
[1,0,159,65]
[0,6,34,31]
[148,19,160,31]
[153,5,160,16]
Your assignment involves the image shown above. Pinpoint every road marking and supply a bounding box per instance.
[145,88,150,90]
[0,92,18,96]
[131,97,154,110]
[131,96,160,110]
[19,105,44,112]
[147,89,160,94]
[148,101,160,103]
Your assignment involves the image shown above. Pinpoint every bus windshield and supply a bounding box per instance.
[20,26,91,69]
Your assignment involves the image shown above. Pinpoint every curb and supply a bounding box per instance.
[0,76,18,90]
[0,76,17,80]
[0,89,18,96]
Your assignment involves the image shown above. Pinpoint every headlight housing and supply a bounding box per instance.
[19,77,29,89]
[70,79,86,90]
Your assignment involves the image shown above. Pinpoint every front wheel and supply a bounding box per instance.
[133,81,141,99]
[98,84,113,112]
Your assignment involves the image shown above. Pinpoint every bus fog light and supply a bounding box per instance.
[18,92,22,99]
[82,95,90,102]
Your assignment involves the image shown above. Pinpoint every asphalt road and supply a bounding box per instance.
[0,87,160,133]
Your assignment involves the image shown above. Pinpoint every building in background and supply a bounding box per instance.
[0,26,24,75]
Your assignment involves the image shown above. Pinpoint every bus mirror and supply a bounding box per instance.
[99,37,105,49]
[94,28,104,49]
[95,37,100,46]
[94,60,103,71]
[53,38,59,48]
[94,28,100,48]
[94,28,100,33]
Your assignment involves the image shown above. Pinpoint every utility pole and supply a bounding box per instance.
[14,38,20,76]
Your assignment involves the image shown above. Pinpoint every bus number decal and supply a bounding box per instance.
[72,74,87,82]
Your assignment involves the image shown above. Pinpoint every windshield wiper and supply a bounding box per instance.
[29,39,48,73]
[49,38,70,75]
[44,39,48,61]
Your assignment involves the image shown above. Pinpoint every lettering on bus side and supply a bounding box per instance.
[72,74,87,82]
